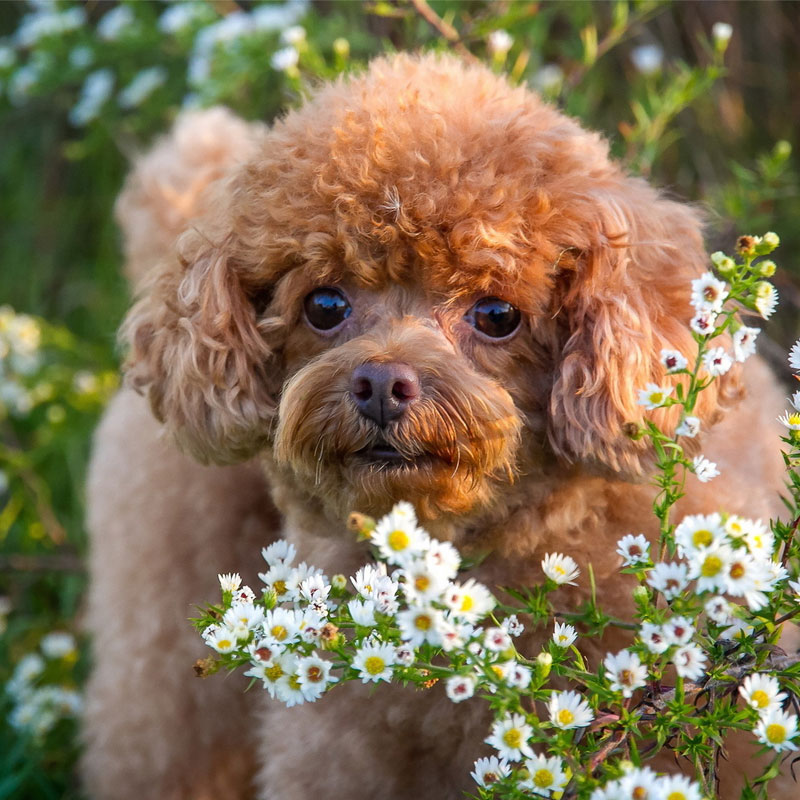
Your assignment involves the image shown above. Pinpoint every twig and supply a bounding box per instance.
[0,553,84,572]
[407,0,479,63]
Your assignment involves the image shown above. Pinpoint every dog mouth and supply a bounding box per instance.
[353,442,441,470]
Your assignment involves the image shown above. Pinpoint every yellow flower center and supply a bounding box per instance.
[491,665,504,680]
[650,392,664,404]
[533,769,554,789]
[388,529,410,551]
[364,656,385,675]
[271,625,288,641]
[766,723,787,744]
[414,614,431,631]
[288,674,302,691]
[751,690,769,708]
[273,580,287,595]
[557,709,574,726]
[667,793,687,800]
[554,565,566,576]
[502,728,522,749]
[217,638,232,650]
[729,562,746,580]
[460,595,474,612]
[265,664,284,681]
[414,575,430,592]
[789,414,800,426]
[701,555,723,577]
[632,787,648,800]
[692,529,713,547]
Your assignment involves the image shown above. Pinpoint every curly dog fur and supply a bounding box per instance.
[83,54,792,799]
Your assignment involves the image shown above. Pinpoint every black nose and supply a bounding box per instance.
[350,362,421,427]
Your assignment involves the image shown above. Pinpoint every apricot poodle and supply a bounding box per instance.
[82,53,792,799]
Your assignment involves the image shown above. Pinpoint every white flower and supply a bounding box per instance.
[744,520,774,557]
[604,651,648,698]
[639,622,670,654]
[396,605,444,647]
[281,25,306,45]
[484,627,512,652]
[351,564,399,614]
[789,340,800,372]
[646,562,689,599]
[691,272,728,312]
[371,510,428,566]
[503,614,524,637]
[619,768,662,800]
[158,3,208,34]
[442,578,495,623]
[753,282,778,319]
[754,708,799,752]
[661,349,688,373]
[352,640,395,684]
[630,44,663,75]
[206,626,239,654]
[223,601,265,635]
[347,598,376,627]
[471,755,510,788]
[616,533,650,565]
[553,622,577,648]
[399,560,448,603]
[739,673,786,713]
[712,22,733,44]
[485,712,534,761]
[445,674,476,703]
[732,326,760,362]
[424,539,461,580]
[690,310,717,336]
[271,46,299,72]
[672,643,706,682]
[541,553,579,585]
[662,616,694,646]
[69,69,114,126]
[723,550,767,598]
[118,66,167,110]
[394,644,414,666]
[487,29,513,56]
[675,513,725,555]
[660,774,703,800]
[40,632,77,660]
[97,5,135,41]
[790,390,800,412]
[68,46,93,70]
[637,383,673,410]
[531,64,564,93]
[296,654,336,701]
[675,415,700,438]
[688,543,732,593]
[691,455,719,482]
[262,607,301,644]
[506,662,532,690]
[547,690,594,729]
[299,574,331,613]
[218,573,241,592]
[261,539,296,567]
[778,411,800,431]
[522,753,568,797]
[704,596,733,625]
[702,347,733,377]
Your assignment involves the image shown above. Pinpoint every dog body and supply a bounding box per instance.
[83,55,790,799]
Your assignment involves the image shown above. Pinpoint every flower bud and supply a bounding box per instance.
[536,651,553,680]
[711,22,732,48]
[758,259,777,277]
[757,231,780,254]
[333,38,349,59]
[633,585,650,604]
[710,251,736,276]
[736,235,757,257]
[331,574,347,593]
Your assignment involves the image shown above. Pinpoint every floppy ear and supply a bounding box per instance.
[121,213,285,465]
[548,175,740,476]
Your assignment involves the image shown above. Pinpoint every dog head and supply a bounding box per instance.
[122,54,738,522]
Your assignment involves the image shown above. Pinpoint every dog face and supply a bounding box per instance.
[123,54,738,522]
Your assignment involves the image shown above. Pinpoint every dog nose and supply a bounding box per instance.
[350,362,420,427]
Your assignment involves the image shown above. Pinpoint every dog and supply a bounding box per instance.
[82,53,792,799]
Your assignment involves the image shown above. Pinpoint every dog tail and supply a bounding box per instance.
[115,107,265,291]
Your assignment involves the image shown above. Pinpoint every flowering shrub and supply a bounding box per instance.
[195,233,800,799]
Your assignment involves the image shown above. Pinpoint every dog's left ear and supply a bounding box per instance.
[548,173,739,475]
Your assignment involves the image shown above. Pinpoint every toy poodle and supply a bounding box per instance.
[82,53,792,799]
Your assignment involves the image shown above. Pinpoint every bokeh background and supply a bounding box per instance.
[0,1,798,797]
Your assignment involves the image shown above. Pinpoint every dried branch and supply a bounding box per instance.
[407,0,479,63]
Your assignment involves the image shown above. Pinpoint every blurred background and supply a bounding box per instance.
[0,1,798,796]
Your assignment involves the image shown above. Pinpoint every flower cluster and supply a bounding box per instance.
[5,632,82,740]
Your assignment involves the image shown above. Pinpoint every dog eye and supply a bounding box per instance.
[304,287,352,331]
[466,297,521,339]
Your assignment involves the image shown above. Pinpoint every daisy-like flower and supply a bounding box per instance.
[223,602,265,636]
[691,271,728,312]
[675,513,725,555]
[691,455,719,482]
[485,712,535,761]
[618,768,662,800]
[659,774,703,800]
[732,326,760,362]
[672,643,707,682]
[690,309,717,336]
[646,561,689,599]
[639,621,670,654]
[704,595,733,625]
[662,615,694,646]
[295,654,336,702]
[261,539,296,567]
[503,614,524,637]
[206,626,239,654]
[547,690,594,729]
[245,652,297,698]
[258,562,295,601]
[778,411,800,431]
[690,543,734,593]
[739,673,786,713]
[522,753,568,797]
[661,349,688,373]
[604,650,648,698]
[743,520,774,556]
[352,640,396,684]
[789,339,800,372]
[351,564,399,614]
[702,347,733,377]
[298,574,331,615]
[616,533,650,566]
[218,573,242,593]
[442,578,495,623]
[541,553,580,585]
[394,644,414,666]
[424,539,461,580]
[553,622,577,648]
[675,415,700,438]
[754,708,799,752]
[371,508,428,565]
[262,607,301,645]
[399,560,448,603]
[445,674,476,703]
[347,598,376,627]
[637,383,673,410]
[471,755,510,788]
[484,627,512,652]
[791,390,800,412]
[753,281,778,319]
[723,550,767,598]
[396,605,444,647]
